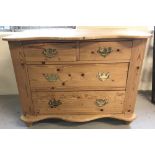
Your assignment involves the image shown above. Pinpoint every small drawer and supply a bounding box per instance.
[32,91,125,115]
[28,63,129,91]
[79,41,132,61]
[23,43,77,62]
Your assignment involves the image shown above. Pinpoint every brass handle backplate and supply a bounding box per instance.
[97,72,110,81]
[42,48,57,58]
[97,47,112,57]
[43,73,59,82]
[48,99,62,108]
[96,99,109,107]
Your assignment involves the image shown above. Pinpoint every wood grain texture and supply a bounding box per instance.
[5,28,149,125]
[26,60,130,65]
[124,39,148,113]
[28,63,129,91]
[8,42,33,115]
[80,41,132,61]
[32,91,125,115]
[23,42,77,62]
[21,113,136,124]
[2,28,151,41]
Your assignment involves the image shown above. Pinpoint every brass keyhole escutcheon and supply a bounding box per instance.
[43,73,59,82]
[42,48,57,58]
[96,99,109,107]
[97,47,112,57]
[48,99,62,108]
[97,72,110,81]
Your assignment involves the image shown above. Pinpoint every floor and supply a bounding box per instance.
[0,91,155,129]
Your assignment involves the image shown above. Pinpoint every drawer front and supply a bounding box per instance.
[23,43,77,62]
[32,91,125,114]
[28,63,128,91]
[80,41,132,61]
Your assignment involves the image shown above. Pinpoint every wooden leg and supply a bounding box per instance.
[26,122,33,127]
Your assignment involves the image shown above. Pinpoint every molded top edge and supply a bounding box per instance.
[2,28,151,41]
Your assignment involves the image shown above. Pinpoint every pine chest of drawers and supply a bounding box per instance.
[3,28,151,126]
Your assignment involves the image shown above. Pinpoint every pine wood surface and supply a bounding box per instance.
[28,63,128,91]
[3,28,150,125]
[80,41,132,61]
[124,39,148,113]
[8,42,34,115]
[32,91,125,115]
[2,28,151,41]
[21,113,136,124]
[23,42,77,62]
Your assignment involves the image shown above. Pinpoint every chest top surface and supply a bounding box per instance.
[2,28,151,41]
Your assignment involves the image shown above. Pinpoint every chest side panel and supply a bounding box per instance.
[8,42,33,115]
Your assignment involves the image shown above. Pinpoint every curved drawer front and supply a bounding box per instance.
[23,43,77,62]
[32,91,125,114]
[80,41,132,61]
[28,63,128,91]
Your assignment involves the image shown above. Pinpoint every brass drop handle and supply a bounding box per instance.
[97,72,110,81]
[43,73,59,82]
[96,99,109,107]
[42,48,57,58]
[48,99,62,108]
[97,47,112,57]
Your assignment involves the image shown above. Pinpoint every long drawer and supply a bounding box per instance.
[23,42,77,62]
[28,63,129,91]
[80,41,132,61]
[32,91,125,115]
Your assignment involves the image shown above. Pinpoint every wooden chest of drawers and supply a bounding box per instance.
[3,28,151,126]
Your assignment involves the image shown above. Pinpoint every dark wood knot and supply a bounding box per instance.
[62,82,65,86]
[81,73,85,77]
